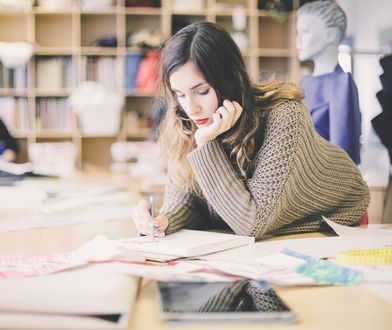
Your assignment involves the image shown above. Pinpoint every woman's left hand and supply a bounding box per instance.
[194,100,243,147]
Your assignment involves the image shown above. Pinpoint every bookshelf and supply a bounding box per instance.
[0,0,302,167]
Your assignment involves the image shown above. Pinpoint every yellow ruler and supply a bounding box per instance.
[337,247,392,266]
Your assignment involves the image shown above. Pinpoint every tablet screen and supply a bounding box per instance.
[156,280,297,323]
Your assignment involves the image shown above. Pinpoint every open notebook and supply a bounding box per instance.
[115,229,255,260]
[0,264,139,330]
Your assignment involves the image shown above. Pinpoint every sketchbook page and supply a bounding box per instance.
[323,217,392,242]
[115,230,255,258]
[0,312,129,330]
[0,264,139,315]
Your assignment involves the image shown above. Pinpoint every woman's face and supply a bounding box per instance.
[169,61,219,127]
[296,13,329,61]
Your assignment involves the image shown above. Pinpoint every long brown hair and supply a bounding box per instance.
[158,22,302,192]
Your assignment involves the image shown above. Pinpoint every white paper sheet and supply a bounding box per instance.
[323,217,392,241]
[115,230,255,258]
[0,264,139,330]
[0,181,128,214]
[0,205,134,233]
[0,180,137,232]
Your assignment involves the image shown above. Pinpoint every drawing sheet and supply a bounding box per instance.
[115,229,255,258]
[0,264,139,330]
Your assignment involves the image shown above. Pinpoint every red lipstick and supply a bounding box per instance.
[194,118,209,125]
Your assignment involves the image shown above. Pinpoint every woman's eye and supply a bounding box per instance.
[176,94,185,99]
[197,88,209,96]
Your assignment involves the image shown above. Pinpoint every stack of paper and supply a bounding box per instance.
[0,265,139,329]
[114,229,255,261]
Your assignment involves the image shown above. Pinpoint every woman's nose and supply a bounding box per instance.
[185,98,200,115]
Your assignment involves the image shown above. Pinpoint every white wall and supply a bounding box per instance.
[337,0,392,175]
[338,0,392,51]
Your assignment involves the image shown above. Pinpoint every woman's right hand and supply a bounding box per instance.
[194,100,243,147]
[131,199,169,237]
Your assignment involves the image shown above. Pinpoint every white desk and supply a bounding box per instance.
[0,171,391,330]
[0,220,390,330]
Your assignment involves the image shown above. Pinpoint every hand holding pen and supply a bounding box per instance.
[131,198,169,238]
[149,196,156,241]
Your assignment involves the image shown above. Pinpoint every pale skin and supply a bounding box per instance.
[296,13,340,76]
[0,149,17,162]
[131,61,243,237]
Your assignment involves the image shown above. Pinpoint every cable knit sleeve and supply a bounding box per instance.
[160,178,210,235]
[186,101,299,238]
[161,100,369,238]
[187,100,369,238]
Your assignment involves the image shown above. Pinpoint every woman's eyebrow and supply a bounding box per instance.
[172,82,208,93]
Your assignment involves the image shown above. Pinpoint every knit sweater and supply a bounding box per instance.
[161,100,370,239]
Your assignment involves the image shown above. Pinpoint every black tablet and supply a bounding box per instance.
[156,280,297,323]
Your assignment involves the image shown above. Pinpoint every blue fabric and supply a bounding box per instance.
[0,142,5,155]
[300,65,361,164]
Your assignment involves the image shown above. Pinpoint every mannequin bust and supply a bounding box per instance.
[297,0,346,76]
[0,42,33,69]
[297,0,361,164]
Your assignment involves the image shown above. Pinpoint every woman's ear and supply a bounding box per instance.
[326,27,340,46]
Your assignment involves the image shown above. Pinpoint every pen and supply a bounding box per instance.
[149,196,156,242]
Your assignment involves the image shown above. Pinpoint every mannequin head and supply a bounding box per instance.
[0,42,33,68]
[296,0,347,62]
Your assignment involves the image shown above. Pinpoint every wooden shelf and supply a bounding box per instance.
[34,9,77,15]
[125,8,162,15]
[35,131,75,138]
[35,47,74,55]
[1,0,301,167]
[0,89,29,97]
[12,131,31,139]
[124,128,152,139]
[80,9,119,15]
[35,89,72,97]
[80,47,118,55]
[172,10,208,16]
[256,48,293,57]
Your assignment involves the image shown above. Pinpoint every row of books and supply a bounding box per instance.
[0,96,155,135]
[0,97,76,133]
[0,64,28,90]
[1,54,159,95]
[81,56,120,91]
[36,57,74,90]
[35,98,75,131]
[0,97,30,132]
[81,53,159,94]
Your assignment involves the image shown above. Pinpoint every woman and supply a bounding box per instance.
[132,22,369,239]
[0,118,18,162]
[296,0,361,164]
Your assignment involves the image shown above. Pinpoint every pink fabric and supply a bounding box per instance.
[359,211,369,225]
[136,51,159,93]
